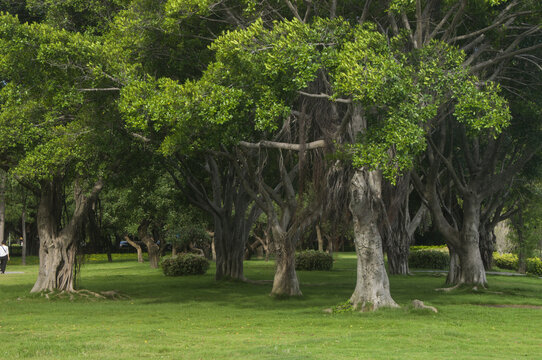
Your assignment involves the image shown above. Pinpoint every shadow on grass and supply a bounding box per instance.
[7,255,542,312]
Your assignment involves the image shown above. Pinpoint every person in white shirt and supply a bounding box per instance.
[0,242,9,274]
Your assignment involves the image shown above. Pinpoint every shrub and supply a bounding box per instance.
[161,253,209,276]
[295,250,333,271]
[526,257,542,276]
[493,252,518,270]
[410,245,448,252]
[408,249,449,269]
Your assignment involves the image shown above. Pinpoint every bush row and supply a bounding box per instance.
[410,245,448,253]
[161,254,209,276]
[493,252,518,270]
[408,249,449,270]
[295,250,333,271]
[527,258,542,276]
[493,252,542,276]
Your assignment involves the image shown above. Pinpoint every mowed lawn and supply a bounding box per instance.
[1,253,542,359]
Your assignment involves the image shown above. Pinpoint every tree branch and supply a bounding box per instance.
[239,139,326,151]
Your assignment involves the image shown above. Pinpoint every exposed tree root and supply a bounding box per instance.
[435,284,487,292]
[435,284,461,292]
[38,289,130,301]
[412,299,438,313]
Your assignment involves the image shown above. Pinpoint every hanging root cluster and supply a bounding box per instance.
[38,289,130,301]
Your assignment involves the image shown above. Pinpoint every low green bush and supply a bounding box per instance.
[161,253,209,276]
[295,250,333,271]
[493,252,518,270]
[410,245,448,252]
[408,249,449,269]
[526,257,542,276]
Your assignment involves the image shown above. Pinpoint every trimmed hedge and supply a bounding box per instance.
[493,252,518,270]
[161,253,209,276]
[526,258,542,276]
[408,249,449,270]
[410,245,448,252]
[295,250,333,271]
[493,252,542,276]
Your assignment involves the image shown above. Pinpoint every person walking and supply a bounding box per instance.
[0,242,9,274]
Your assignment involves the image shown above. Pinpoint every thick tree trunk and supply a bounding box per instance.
[32,233,77,292]
[215,244,244,280]
[270,229,301,296]
[147,244,160,269]
[386,234,410,275]
[213,209,250,281]
[455,240,487,286]
[381,174,414,275]
[31,179,102,293]
[348,170,398,310]
[448,198,487,287]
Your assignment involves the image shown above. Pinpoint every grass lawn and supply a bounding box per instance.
[1,253,542,359]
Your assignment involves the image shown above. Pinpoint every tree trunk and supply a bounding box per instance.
[0,172,5,246]
[106,235,113,263]
[385,233,410,276]
[22,206,27,266]
[348,170,398,310]
[381,174,414,275]
[326,236,334,255]
[446,245,461,285]
[270,228,301,296]
[137,222,160,269]
[211,237,216,261]
[316,223,324,252]
[213,211,248,281]
[515,217,527,274]
[479,225,496,271]
[125,236,144,263]
[32,233,77,292]
[453,198,487,287]
[31,179,103,293]
[517,222,526,274]
[455,240,487,286]
[147,243,160,268]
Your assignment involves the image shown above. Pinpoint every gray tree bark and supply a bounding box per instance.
[348,170,398,310]
[270,227,301,296]
[452,197,487,286]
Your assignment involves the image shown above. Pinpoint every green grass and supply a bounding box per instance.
[1,253,542,359]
